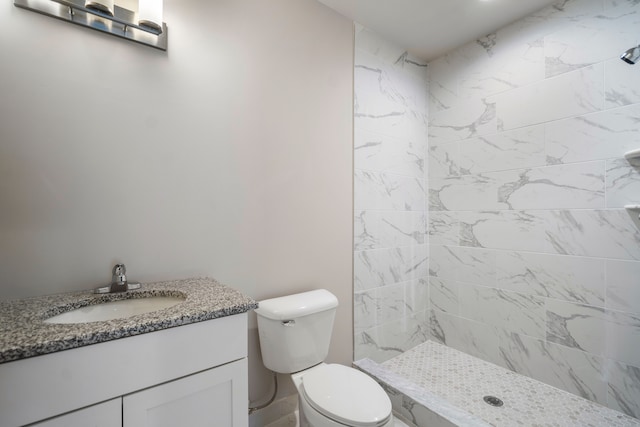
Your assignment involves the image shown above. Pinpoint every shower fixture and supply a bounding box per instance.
[621,44,640,64]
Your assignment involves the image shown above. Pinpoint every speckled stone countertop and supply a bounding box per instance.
[0,278,258,364]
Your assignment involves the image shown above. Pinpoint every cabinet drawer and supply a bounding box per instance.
[30,399,121,427]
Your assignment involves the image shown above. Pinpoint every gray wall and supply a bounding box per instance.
[429,0,640,418]
[0,0,354,402]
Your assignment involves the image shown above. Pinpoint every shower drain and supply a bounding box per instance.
[483,395,504,407]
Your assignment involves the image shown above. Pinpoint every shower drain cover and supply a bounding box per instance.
[483,395,504,407]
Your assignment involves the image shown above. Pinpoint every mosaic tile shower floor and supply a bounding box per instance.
[360,341,639,427]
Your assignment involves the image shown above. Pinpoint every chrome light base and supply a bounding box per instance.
[14,0,168,51]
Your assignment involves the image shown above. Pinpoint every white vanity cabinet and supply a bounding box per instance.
[0,313,249,427]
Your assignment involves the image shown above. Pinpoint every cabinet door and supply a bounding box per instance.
[30,398,121,427]
[123,358,248,427]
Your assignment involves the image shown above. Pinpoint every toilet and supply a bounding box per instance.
[255,289,393,427]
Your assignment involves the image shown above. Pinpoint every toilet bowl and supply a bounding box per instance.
[292,363,393,427]
[255,289,393,427]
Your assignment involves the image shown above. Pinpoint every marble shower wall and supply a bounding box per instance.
[353,25,430,363]
[428,0,640,418]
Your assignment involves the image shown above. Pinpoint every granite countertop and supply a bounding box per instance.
[0,278,258,364]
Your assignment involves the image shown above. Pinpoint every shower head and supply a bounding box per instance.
[621,44,640,65]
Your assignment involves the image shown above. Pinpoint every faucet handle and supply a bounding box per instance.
[112,264,127,284]
[95,263,141,293]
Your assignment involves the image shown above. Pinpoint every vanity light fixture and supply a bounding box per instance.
[14,0,167,50]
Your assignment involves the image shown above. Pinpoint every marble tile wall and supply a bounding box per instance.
[353,25,430,363]
[427,0,640,418]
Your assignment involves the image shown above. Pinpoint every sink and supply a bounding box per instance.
[43,296,186,324]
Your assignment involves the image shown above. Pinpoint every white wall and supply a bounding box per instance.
[428,0,640,418]
[0,0,354,402]
[352,26,430,363]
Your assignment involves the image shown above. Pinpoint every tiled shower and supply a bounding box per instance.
[353,24,430,362]
[354,0,640,419]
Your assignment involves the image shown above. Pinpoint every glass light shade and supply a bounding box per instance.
[138,0,163,32]
[85,0,114,16]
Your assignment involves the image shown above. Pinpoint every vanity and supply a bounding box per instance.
[0,278,258,427]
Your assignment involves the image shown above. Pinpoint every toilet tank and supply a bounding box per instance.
[255,289,339,374]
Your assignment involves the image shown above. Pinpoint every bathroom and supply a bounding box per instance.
[0,0,639,425]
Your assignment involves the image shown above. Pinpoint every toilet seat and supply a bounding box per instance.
[300,364,392,427]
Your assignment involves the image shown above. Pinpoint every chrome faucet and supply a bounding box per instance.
[95,264,141,294]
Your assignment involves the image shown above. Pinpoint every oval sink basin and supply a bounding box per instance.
[44,296,186,324]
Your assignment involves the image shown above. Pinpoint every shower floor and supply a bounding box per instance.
[355,341,640,427]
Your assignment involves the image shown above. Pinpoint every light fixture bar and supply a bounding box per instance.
[14,0,167,51]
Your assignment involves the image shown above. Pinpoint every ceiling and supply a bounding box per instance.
[316,0,558,60]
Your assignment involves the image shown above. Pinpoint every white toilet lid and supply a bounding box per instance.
[301,364,392,427]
